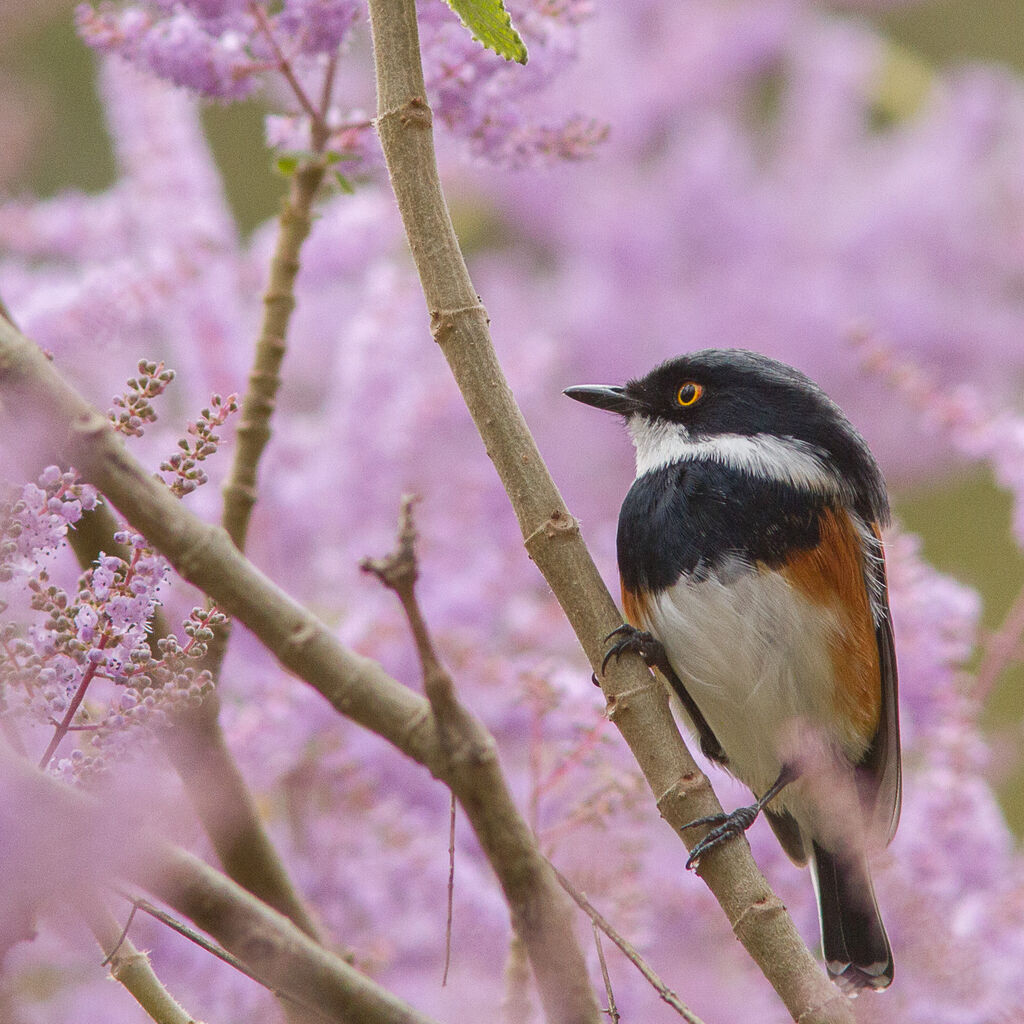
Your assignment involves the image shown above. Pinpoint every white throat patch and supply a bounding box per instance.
[627,417,842,496]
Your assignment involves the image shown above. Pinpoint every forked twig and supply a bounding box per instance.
[593,922,620,1024]
[361,494,465,746]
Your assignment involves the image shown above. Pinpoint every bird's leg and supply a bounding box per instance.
[682,763,799,869]
[601,624,727,765]
[602,623,667,673]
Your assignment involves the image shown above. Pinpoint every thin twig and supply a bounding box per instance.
[100,901,139,967]
[82,898,201,1024]
[443,791,456,986]
[319,52,339,122]
[249,1,323,128]
[219,138,329,556]
[117,893,286,996]
[554,866,708,1024]
[360,495,459,730]
[592,922,620,1024]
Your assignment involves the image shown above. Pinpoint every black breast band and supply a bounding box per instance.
[617,460,829,593]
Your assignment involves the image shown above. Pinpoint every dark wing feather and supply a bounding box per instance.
[857,524,901,845]
[765,805,807,866]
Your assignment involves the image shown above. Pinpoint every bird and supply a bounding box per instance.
[564,348,900,992]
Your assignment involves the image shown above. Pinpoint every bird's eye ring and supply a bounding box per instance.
[676,382,703,407]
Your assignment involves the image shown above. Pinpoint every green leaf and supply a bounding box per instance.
[444,0,528,64]
[325,150,359,164]
[274,154,301,177]
[333,172,356,195]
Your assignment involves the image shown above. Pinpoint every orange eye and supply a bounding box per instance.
[676,382,703,407]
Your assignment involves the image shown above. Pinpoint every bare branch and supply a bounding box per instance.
[116,894,293,998]
[2,748,440,1024]
[219,150,328,554]
[592,923,619,1024]
[360,494,465,740]
[363,495,600,1023]
[83,899,201,1024]
[364,2,852,1020]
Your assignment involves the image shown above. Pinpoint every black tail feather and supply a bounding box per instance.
[811,842,893,991]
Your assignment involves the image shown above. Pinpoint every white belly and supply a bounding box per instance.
[644,564,850,832]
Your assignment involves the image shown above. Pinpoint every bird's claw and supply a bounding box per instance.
[682,804,759,870]
[601,623,664,674]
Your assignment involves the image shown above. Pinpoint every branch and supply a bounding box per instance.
[360,494,467,738]
[114,895,298,999]
[0,317,598,1024]
[364,3,852,1022]
[592,923,619,1024]
[362,496,600,1023]
[218,153,328,554]
[2,747,440,1024]
[83,899,201,1024]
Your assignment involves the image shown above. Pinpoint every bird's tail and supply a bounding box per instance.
[810,841,893,991]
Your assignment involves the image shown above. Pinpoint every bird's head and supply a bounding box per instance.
[564,348,888,519]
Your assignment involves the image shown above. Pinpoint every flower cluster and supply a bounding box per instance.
[160,391,239,497]
[860,337,1024,545]
[77,1,264,101]
[2,351,233,782]
[108,359,176,437]
[77,0,604,170]
[418,0,607,166]
[0,468,97,582]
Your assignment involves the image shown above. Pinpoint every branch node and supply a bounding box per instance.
[280,618,320,660]
[796,991,850,1024]
[378,94,434,129]
[524,508,580,554]
[429,304,489,346]
[731,894,788,942]
[401,702,435,752]
[71,409,116,443]
[603,676,661,721]
[655,770,713,815]
[360,493,420,593]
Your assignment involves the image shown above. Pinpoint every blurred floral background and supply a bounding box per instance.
[2,0,1024,1022]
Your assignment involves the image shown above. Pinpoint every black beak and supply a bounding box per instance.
[563,384,640,416]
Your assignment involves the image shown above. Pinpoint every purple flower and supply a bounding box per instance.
[276,0,360,55]
[74,605,99,644]
[77,4,257,100]
[138,9,255,98]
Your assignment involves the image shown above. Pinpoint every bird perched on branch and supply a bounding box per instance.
[565,348,900,991]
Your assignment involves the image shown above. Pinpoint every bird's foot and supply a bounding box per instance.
[601,623,666,674]
[682,804,760,870]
